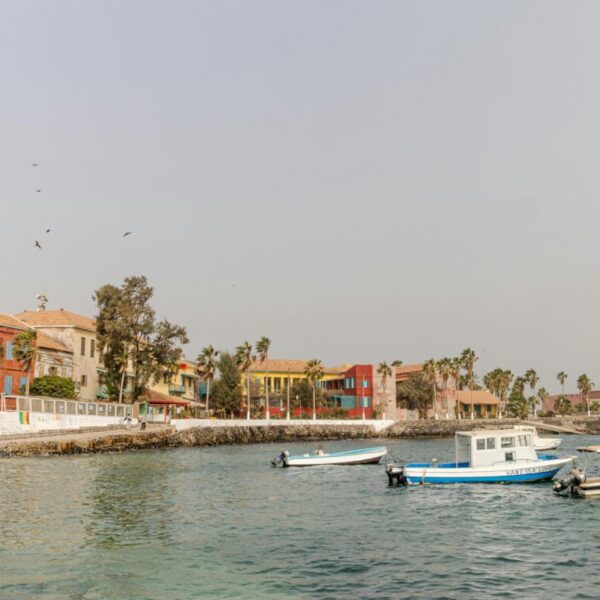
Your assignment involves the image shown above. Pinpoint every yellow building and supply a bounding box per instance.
[150,357,199,403]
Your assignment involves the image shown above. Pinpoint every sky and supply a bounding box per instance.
[1,1,600,393]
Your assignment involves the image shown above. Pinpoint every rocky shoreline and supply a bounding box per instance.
[2,416,600,457]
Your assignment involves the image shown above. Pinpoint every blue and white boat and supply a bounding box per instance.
[272,446,387,467]
[386,429,574,485]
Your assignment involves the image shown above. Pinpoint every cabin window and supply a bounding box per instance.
[505,452,515,461]
[517,435,529,447]
[501,437,514,448]
[476,439,485,450]
[486,438,496,449]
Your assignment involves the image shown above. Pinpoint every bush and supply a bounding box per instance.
[30,375,76,399]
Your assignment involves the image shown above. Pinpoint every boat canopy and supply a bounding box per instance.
[455,429,537,468]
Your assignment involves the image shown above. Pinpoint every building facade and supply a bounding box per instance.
[0,314,35,395]
[150,358,199,403]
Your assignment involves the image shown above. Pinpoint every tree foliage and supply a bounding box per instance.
[30,375,76,399]
[94,275,189,402]
[14,330,37,396]
[396,373,433,419]
[212,352,242,417]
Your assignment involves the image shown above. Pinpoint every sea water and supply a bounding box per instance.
[1,435,600,599]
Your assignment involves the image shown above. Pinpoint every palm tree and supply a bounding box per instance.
[524,369,540,417]
[577,374,594,417]
[255,337,271,419]
[537,387,549,415]
[14,330,37,396]
[422,358,438,419]
[391,360,403,367]
[304,359,324,421]
[497,370,513,419]
[235,342,254,419]
[377,362,393,419]
[449,358,462,418]
[196,345,219,416]
[437,358,452,419]
[556,371,568,396]
[460,348,478,419]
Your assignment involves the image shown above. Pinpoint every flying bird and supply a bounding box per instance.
[122,231,132,237]
[34,240,41,249]
[32,163,38,167]
[36,189,41,192]
[46,229,50,233]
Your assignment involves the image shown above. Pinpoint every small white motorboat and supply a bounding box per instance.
[553,445,600,497]
[513,425,562,451]
[386,428,574,485]
[272,446,387,467]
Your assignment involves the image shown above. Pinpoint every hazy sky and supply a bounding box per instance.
[2,1,600,393]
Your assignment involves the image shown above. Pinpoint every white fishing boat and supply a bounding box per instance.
[272,446,387,467]
[553,445,600,497]
[513,425,562,451]
[386,428,574,485]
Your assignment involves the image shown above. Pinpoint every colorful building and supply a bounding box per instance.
[150,358,199,403]
[456,390,499,418]
[0,314,35,395]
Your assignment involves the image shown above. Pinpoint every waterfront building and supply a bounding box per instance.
[0,314,35,395]
[543,391,600,413]
[456,390,499,418]
[16,308,100,401]
[34,332,74,379]
[150,358,199,403]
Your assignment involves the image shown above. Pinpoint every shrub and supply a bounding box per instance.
[30,375,76,399]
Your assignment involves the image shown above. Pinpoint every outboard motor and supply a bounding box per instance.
[386,463,407,486]
[271,450,290,467]
[553,467,586,495]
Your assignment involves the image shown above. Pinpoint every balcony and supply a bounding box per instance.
[169,385,186,396]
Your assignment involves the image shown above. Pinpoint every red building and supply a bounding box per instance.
[324,364,376,418]
[0,314,35,396]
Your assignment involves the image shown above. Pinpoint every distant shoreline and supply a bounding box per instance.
[1,416,598,457]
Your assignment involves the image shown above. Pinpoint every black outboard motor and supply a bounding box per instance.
[271,450,290,467]
[386,463,407,486]
[553,467,586,496]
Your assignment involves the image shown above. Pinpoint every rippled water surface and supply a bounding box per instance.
[2,436,600,599]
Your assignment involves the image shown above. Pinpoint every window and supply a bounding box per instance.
[163,374,169,384]
[360,396,371,408]
[81,374,87,387]
[486,438,496,450]
[505,452,515,462]
[80,337,86,356]
[19,377,27,393]
[90,339,95,358]
[98,346,104,364]
[362,379,370,388]
[6,341,13,360]
[49,366,58,375]
[476,439,485,450]
[501,437,514,448]
[517,435,529,447]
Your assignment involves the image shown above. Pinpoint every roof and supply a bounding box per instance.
[16,309,96,332]
[145,389,190,406]
[457,390,499,405]
[36,332,71,353]
[250,359,343,375]
[0,313,31,331]
[457,428,522,437]
[395,364,424,380]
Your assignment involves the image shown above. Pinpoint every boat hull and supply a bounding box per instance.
[402,457,574,484]
[285,446,387,467]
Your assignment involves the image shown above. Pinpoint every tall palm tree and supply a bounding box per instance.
[497,369,513,419]
[437,358,452,419]
[556,371,568,396]
[524,369,540,417]
[449,358,462,418]
[537,387,549,414]
[460,348,478,419]
[377,362,393,419]
[255,337,272,419]
[304,359,324,421]
[235,342,254,420]
[391,360,403,367]
[422,358,438,419]
[577,374,594,417]
[196,345,219,416]
[14,330,37,396]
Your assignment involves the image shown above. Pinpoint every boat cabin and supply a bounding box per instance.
[455,429,538,467]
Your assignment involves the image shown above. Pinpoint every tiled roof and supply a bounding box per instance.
[250,359,342,375]
[145,389,190,406]
[457,390,499,405]
[36,332,71,353]
[395,364,424,380]
[0,313,31,331]
[15,309,96,332]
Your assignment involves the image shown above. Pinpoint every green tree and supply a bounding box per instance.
[391,360,403,367]
[497,369,513,418]
[507,376,528,419]
[211,352,242,418]
[94,276,188,402]
[377,362,393,419]
[255,337,272,419]
[304,359,324,420]
[577,374,594,417]
[524,369,540,416]
[30,375,76,399]
[556,371,568,396]
[396,373,434,419]
[437,358,452,419]
[422,358,438,419]
[449,358,462,418]
[554,395,572,416]
[235,342,254,419]
[14,330,38,396]
[196,345,219,416]
[537,387,549,415]
[460,348,478,419]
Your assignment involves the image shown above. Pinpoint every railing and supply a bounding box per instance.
[0,394,132,418]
